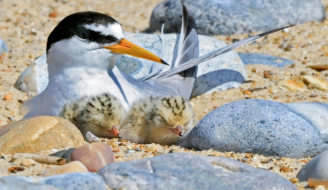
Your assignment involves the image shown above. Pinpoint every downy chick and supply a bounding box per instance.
[119,96,198,145]
[60,93,125,139]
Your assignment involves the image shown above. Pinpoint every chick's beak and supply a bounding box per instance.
[109,126,121,138]
[171,125,183,137]
[104,38,168,65]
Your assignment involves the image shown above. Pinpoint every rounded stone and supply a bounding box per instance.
[98,153,296,190]
[177,99,328,158]
[297,150,328,182]
[149,0,325,35]
[0,116,85,154]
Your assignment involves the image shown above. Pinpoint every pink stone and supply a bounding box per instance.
[70,142,114,172]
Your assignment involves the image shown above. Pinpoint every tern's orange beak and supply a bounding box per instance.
[104,38,168,65]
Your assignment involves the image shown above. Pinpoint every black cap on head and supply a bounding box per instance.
[47,11,120,53]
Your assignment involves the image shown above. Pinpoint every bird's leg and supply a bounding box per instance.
[170,125,183,136]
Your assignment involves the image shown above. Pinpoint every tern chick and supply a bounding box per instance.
[119,96,198,145]
[60,93,125,139]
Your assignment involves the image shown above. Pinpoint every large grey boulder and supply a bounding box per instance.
[97,153,295,190]
[149,0,325,35]
[0,172,107,190]
[14,32,245,97]
[178,99,328,158]
[297,150,328,182]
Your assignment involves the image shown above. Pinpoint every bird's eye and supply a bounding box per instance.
[77,26,91,39]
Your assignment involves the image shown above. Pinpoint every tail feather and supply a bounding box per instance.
[149,25,293,80]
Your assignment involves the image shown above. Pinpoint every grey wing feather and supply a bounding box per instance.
[149,25,293,80]
[148,5,199,100]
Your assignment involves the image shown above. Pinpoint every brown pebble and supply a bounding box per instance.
[8,166,25,173]
[310,94,317,98]
[289,178,299,184]
[245,153,252,158]
[49,11,58,18]
[290,64,295,68]
[3,94,13,101]
[243,90,252,95]
[112,148,120,152]
[263,70,273,79]
[17,99,24,104]
[279,166,293,173]
[251,68,256,72]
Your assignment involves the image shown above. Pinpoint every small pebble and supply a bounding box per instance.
[43,161,88,177]
[49,11,58,18]
[3,94,13,101]
[315,185,326,190]
[243,90,252,95]
[289,178,299,184]
[7,116,15,122]
[8,166,25,173]
[126,150,135,154]
[13,157,25,165]
[21,158,36,166]
[242,158,249,162]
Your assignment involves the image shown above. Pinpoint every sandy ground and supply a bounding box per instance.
[1,0,328,189]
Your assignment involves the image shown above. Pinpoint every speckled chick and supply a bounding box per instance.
[119,96,198,145]
[60,93,125,139]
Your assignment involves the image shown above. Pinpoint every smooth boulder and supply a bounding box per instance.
[178,99,328,158]
[0,172,107,190]
[149,0,325,35]
[98,153,295,190]
[0,116,85,154]
[297,150,328,182]
[14,32,246,97]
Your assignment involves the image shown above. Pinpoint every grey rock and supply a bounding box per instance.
[0,177,59,190]
[14,53,48,95]
[0,172,107,190]
[0,37,9,56]
[178,99,328,158]
[297,150,328,182]
[98,153,295,190]
[238,53,294,68]
[149,0,325,35]
[15,32,245,96]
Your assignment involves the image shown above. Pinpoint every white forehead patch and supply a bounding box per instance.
[84,22,124,39]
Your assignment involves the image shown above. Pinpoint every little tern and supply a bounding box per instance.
[22,7,291,129]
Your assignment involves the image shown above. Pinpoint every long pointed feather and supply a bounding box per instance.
[151,5,199,100]
[148,25,293,80]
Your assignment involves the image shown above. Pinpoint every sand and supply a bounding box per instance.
[1,0,328,189]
